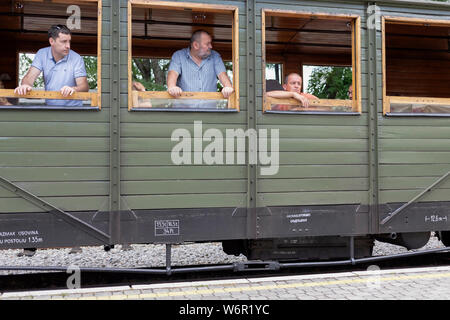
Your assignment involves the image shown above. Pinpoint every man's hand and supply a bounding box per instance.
[132,82,146,92]
[168,86,182,98]
[60,86,75,97]
[221,86,234,99]
[293,92,309,108]
[14,84,32,95]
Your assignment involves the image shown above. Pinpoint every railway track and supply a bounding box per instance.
[1,248,449,294]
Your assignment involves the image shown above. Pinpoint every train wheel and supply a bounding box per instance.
[437,231,450,247]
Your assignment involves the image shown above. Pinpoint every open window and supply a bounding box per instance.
[382,17,450,115]
[0,0,101,109]
[128,0,239,111]
[262,10,361,114]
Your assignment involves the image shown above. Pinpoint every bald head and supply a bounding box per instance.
[190,30,212,60]
[283,73,302,93]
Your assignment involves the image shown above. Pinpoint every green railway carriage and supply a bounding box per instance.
[0,0,449,262]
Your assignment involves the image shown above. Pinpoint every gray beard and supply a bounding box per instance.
[199,52,211,60]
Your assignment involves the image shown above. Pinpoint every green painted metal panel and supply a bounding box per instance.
[258,178,369,192]
[0,110,110,122]
[380,152,450,164]
[0,138,109,152]
[380,164,450,177]
[258,113,369,125]
[258,165,368,179]
[120,137,367,152]
[380,189,450,203]
[120,123,368,138]
[2,0,449,215]
[120,123,248,137]
[0,182,109,198]
[380,177,450,190]
[121,110,248,124]
[124,194,247,210]
[0,122,109,137]
[121,151,369,166]
[121,166,247,180]
[261,125,368,139]
[0,152,109,167]
[0,196,109,213]
[0,167,109,182]
[379,115,450,126]
[121,180,247,195]
[380,139,450,152]
[380,127,450,139]
[260,191,369,206]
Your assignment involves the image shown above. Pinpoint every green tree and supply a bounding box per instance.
[307,66,352,99]
[132,58,170,91]
[19,53,44,88]
[82,56,97,90]
[217,61,233,91]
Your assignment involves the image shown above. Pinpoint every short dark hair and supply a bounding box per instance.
[48,24,71,40]
[190,30,211,48]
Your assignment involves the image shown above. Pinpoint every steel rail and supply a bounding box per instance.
[0,246,448,274]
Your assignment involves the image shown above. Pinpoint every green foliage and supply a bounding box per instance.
[217,61,233,91]
[131,58,234,92]
[82,56,97,90]
[307,66,352,99]
[19,53,44,88]
[132,58,170,91]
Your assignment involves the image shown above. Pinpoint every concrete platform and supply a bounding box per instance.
[1,266,450,300]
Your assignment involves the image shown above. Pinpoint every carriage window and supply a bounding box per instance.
[0,0,101,110]
[303,65,353,112]
[262,10,361,114]
[128,0,239,111]
[382,17,450,115]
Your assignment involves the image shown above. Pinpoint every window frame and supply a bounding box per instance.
[261,9,362,114]
[0,0,102,110]
[382,16,450,116]
[128,0,240,112]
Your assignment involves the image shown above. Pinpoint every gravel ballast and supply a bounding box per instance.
[0,234,445,275]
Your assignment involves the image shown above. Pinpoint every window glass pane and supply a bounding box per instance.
[390,102,450,114]
[135,98,228,110]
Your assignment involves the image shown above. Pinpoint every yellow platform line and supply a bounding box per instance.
[54,271,450,300]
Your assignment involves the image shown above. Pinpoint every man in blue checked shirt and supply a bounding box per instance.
[14,24,89,106]
[167,30,234,99]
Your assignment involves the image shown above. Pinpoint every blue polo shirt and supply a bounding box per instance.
[168,48,226,92]
[31,47,87,106]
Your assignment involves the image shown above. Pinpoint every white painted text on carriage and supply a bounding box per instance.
[171,121,279,175]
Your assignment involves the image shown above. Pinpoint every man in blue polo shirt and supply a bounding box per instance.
[14,24,89,106]
[167,30,234,100]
